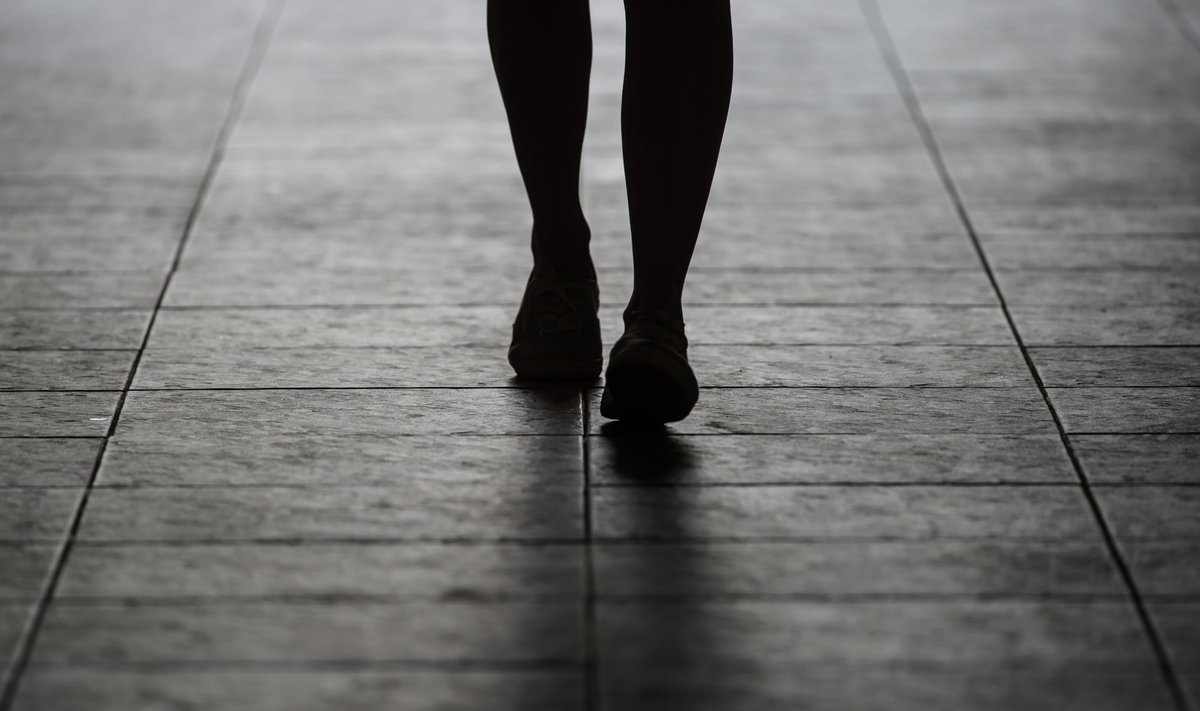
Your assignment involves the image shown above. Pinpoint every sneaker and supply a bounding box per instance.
[600,308,698,423]
[508,264,602,379]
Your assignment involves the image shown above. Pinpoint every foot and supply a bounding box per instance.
[508,263,602,380]
[600,308,698,423]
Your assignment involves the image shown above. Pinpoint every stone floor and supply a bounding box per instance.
[2,0,1200,709]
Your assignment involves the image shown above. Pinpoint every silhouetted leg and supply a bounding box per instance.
[622,0,733,319]
[488,0,594,279]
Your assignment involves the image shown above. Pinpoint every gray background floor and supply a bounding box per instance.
[2,0,1199,709]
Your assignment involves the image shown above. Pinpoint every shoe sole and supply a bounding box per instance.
[510,356,602,380]
[600,341,698,423]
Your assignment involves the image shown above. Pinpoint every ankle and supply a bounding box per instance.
[625,286,684,323]
[531,221,595,281]
[624,300,684,326]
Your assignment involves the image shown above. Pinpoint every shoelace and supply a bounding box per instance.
[533,282,592,335]
[622,307,688,350]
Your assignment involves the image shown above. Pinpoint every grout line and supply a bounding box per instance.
[3,430,1197,441]
[142,302,1012,310]
[68,481,1090,491]
[7,299,1200,311]
[7,481,1194,492]
[5,384,1198,394]
[580,390,600,711]
[17,660,583,674]
[27,591,1144,607]
[0,436,106,440]
[3,533,1135,547]
[857,1,1192,708]
[0,1,290,708]
[150,302,1007,310]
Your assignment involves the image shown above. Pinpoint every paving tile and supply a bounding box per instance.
[590,212,971,269]
[689,345,1028,387]
[192,172,530,242]
[163,267,998,308]
[114,389,581,438]
[0,438,100,487]
[0,392,120,437]
[888,7,1188,72]
[968,202,1200,236]
[146,304,1015,350]
[713,96,923,153]
[11,669,582,711]
[228,117,514,152]
[164,263,528,307]
[1124,540,1200,597]
[133,345,519,389]
[593,486,1096,541]
[31,601,582,665]
[673,270,996,306]
[589,151,949,206]
[78,481,581,542]
[1095,486,1200,539]
[1049,387,1200,433]
[58,543,583,599]
[1013,305,1200,346]
[589,388,1056,435]
[4,0,1196,706]
[632,232,976,271]
[0,350,135,390]
[926,105,1200,156]
[214,142,512,178]
[1031,347,1200,386]
[99,433,581,487]
[0,0,263,85]
[0,229,178,270]
[241,43,498,117]
[147,306,511,349]
[879,0,1171,32]
[180,228,531,272]
[270,0,483,46]
[598,600,1152,664]
[913,59,1198,106]
[0,489,81,541]
[0,310,149,350]
[178,227,975,286]
[981,234,1200,271]
[0,273,162,310]
[590,434,1072,485]
[133,344,1029,390]
[1071,434,1200,483]
[594,540,1118,598]
[598,662,1172,711]
[0,148,210,181]
[997,270,1200,305]
[720,47,898,99]
[1151,602,1200,662]
[942,144,1200,203]
[0,178,196,209]
[0,544,57,599]
[663,306,1014,346]
[2,88,263,148]
[1,604,30,671]
[916,84,1200,141]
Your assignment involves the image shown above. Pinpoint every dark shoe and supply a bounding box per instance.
[600,308,698,423]
[508,264,602,380]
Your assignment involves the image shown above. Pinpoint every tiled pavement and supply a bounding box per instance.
[2,0,1199,708]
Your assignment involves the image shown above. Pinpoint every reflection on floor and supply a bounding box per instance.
[2,0,1199,708]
